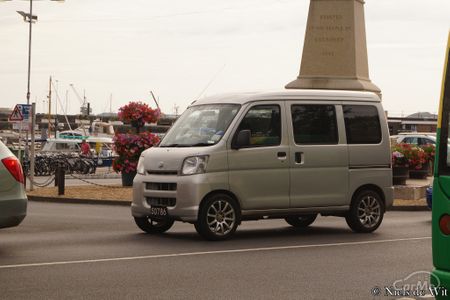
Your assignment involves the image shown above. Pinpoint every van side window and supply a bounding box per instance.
[236,105,281,147]
[291,105,338,144]
[343,105,382,144]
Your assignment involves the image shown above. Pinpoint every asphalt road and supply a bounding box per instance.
[0,202,433,300]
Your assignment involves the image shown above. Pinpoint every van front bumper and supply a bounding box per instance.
[131,172,228,223]
[384,186,394,209]
[0,198,27,229]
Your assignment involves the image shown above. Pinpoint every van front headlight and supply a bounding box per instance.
[137,156,145,175]
[181,155,209,175]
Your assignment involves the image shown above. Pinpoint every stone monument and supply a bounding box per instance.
[286,0,380,94]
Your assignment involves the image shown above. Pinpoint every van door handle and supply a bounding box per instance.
[295,152,304,164]
[277,152,287,159]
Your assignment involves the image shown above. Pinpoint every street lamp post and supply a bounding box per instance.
[16,2,37,190]
[16,4,36,107]
[25,0,33,106]
[3,0,64,190]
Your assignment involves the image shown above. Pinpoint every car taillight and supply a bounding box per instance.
[439,215,450,236]
[1,157,24,184]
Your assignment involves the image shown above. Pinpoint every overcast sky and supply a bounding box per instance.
[0,0,449,117]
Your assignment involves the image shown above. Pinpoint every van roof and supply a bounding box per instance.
[192,89,380,106]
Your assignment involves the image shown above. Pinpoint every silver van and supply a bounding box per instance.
[132,90,393,240]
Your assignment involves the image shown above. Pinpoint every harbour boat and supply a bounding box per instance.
[41,136,116,167]
[58,121,114,139]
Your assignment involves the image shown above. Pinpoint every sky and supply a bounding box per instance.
[0,0,449,117]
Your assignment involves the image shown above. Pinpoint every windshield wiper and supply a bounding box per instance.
[187,143,214,147]
[160,143,213,147]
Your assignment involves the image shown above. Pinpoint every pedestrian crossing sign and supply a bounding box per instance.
[9,105,24,122]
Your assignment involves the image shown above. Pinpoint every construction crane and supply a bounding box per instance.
[150,91,160,110]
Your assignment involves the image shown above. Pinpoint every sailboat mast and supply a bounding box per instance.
[47,76,52,138]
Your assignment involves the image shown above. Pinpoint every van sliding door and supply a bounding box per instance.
[287,102,349,208]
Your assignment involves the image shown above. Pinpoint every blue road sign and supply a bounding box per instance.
[19,104,31,121]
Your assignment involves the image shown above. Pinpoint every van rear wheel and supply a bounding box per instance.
[195,194,240,241]
[346,190,384,233]
[134,216,174,234]
[285,214,317,228]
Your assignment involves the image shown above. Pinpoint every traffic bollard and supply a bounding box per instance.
[57,166,65,195]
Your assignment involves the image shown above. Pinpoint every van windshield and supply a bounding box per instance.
[160,104,240,147]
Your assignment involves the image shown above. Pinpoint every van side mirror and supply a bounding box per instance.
[233,130,251,149]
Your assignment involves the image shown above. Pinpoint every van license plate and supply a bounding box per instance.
[149,206,168,218]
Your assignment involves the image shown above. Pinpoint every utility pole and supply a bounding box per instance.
[55,79,58,136]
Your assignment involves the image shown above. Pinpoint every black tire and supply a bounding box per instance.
[195,193,240,241]
[346,190,385,233]
[134,216,174,234]
[285,214,317,228]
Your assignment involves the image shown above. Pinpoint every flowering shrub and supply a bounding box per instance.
[408,147,427,170]
[391,143,436,170]
[392,151,408,167]
[112,132,160,173]
[391,143,410,167]
[421,143,436,163]
[118,101,161,129]
[113,102,160,175]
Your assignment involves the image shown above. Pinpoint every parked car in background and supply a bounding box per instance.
[0,140,27,229]
[391,133,436,146]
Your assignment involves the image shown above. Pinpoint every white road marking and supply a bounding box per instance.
[0,236,431,270]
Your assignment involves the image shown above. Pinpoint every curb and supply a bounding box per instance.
[388,206,430,212]
[64,175,121,180]
[28,195,131,206]
[28,195,430,212]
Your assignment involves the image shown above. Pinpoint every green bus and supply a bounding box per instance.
[432,32,450,300]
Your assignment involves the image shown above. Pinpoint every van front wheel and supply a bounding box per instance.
[285,214,317,228]
[134,216,174,234]
[195,194,239,241]
[346,190,384,233]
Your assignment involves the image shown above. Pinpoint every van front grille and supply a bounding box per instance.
[147,170,178,176]
[146,182,177,191]
[146,197,176,207]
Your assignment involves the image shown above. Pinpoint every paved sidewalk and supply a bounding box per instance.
[391,177,431,211]
[27,184,132,206]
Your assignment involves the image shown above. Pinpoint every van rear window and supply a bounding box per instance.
[343,105,382,144]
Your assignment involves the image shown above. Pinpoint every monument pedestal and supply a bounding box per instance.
[286,0,380,94]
